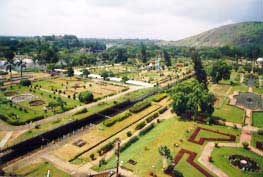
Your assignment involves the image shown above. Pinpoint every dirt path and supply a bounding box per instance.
[0,131,13,149]
[240,73,244,84]
[0,86,142,131]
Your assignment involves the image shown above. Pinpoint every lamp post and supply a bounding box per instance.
[115,139,121,177]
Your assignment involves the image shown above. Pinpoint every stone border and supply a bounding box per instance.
[188,127,236,145]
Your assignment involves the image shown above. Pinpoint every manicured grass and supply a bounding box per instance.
[13,161,69,177]
[251,132,263,149]
[212,147,263,177]
[252,112,263,128]
[213,100,245,124]
[93,118,240,177]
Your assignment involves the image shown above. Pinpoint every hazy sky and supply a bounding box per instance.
[0,0,262,40]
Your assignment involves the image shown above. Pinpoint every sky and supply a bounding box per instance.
[0,0,262,40]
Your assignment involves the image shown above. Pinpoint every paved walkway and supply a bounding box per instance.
[0,86,142,131]
[240,73,244,84]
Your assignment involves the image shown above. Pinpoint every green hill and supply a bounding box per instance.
[171,22,263,47]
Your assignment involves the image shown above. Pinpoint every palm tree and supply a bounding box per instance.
[4,50,15,84]
[16,58,27,79]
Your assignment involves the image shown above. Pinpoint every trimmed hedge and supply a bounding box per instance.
[146,112,159,123]
[153,93,167,102]
[130,101,151,113]
[120,136,139,152]
[103,112,132,127]
[139,123,155,136]
[0,115,44,126]
[97,141,115,155]
[135,121,146,130]
[158,106,168,114]
[20,79,32,86]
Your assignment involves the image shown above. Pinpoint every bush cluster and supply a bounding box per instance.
[130,101,151,113]
[159,106,168,114]
[135,121,146,130]
[120,136,139,152]
[20,79,32,86]
[78,91,94,103]
[139,123,155,136]
[97,141,114,155]
[74,108,88,115]
[146,112,159,123]
[103,112,131,127]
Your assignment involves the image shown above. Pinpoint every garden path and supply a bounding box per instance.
[240,73,244,84]
[0,131,12,149]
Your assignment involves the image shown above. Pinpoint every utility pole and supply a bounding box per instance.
[115,139,121,177]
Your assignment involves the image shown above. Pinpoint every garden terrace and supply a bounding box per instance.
[93,118,241,177]
[53,102,163,161]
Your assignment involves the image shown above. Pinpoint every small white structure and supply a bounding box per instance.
[257,58,263,68]
[109,77,122,82]
[88,74,103,79]
[126,80,154,87]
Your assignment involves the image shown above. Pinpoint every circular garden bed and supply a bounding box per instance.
[29,100,45,106]
[234,92,263,110]
[4,91,17,96]
[229,154,260,172]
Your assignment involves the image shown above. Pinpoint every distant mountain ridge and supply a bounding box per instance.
[168,22,263,47]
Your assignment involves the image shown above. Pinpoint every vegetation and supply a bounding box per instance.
[103,111,131,127]
[252,112,263,128]
[78,91,94,103]
[210,60,231,83]
[130,101,151,113]
[171,79,215,119]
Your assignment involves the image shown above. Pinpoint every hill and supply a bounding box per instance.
[168,22,263,47]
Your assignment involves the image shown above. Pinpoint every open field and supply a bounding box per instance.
[212,147,263,177]
[93,117,241,177]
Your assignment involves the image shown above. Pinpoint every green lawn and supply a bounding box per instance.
[213,101,245,124]
[252,112,263,128]
[13,161,69,177]
[251,132,263,149]
[93,118,240,177]
[212,147,263,177]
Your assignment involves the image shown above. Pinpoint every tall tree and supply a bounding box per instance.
[191,48,208,89]
[210,60,231,83]
[4,50,15,83]
[163,49,171,67]
[140,43,147,63]
[171,79,215,120]
[16,58,27,79]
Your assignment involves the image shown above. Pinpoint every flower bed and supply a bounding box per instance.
[188,127,236,145]
[229,154,260,172]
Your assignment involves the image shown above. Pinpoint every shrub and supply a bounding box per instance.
[90,154,95,160]
[139,123,155,136]
[242,142,249,149]
[126,131,132,137]
[97,141,114,155]
[20,79,32,86]
[0,81,4,86]
[257,130,263,136]
[153,93,167,102]
[159,106,168,114]
[120,136,139,152]
[130,101,151,113]
[79,91,94,103]
[0,70,8,75]
[146,113,159,123]
[103,112,131,127]
[135,121,146,130]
